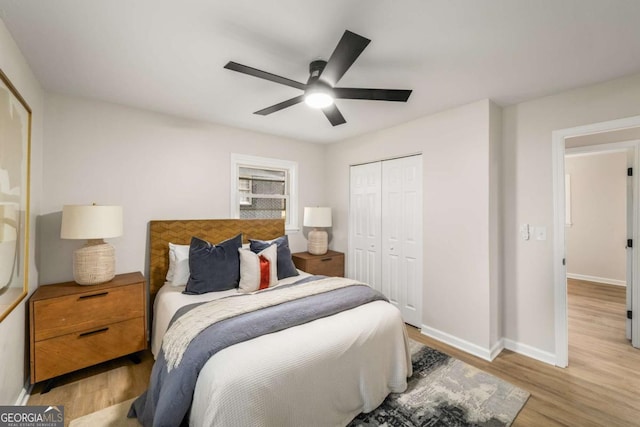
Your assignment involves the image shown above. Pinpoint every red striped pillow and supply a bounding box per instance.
[238,244,278,293]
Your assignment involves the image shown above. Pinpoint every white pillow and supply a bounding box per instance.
[166,243,190,286]
[238,244,278,293]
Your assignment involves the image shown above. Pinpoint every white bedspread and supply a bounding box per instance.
[192,300,410,427]
[152,274,411,427]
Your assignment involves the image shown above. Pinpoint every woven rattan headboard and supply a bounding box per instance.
[148,219,285,297]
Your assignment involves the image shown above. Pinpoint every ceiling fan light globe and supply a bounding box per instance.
[304,92,334,109]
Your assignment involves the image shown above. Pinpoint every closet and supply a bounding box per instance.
[349,155,423,327]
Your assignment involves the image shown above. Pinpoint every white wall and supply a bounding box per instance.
[0,18,44,404]
[326,99,501,356]
[40,94,325,284]
[565,151,627,285]
[502,72,640,355]
[489,101,503,347]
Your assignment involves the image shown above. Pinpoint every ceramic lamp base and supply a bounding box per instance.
[307,229,328,255]
[73,239,116,285]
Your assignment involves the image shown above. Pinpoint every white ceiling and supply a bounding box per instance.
[1,0,640,144]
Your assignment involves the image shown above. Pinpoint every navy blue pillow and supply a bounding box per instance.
[249,235,299,280]
[184,234,242,294]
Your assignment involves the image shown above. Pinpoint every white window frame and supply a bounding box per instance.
[230,153,299,231]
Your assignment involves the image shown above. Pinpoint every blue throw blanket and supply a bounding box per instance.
[129,276,387,427]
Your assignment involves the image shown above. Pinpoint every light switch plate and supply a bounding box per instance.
[535,226,547,241]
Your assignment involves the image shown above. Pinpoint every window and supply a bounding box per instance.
[230,154,299,231]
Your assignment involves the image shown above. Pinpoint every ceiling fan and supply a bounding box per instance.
[224,30,413,126]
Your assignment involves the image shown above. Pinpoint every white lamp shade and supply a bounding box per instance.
[303,207,332,228]
[61,205,123,239]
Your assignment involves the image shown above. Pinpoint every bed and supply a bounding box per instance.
[132,219,411,427]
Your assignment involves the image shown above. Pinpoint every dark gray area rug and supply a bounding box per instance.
[349,340,530,427]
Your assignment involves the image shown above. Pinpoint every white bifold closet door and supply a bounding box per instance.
[349,155,423,327]
[349,162,382,291]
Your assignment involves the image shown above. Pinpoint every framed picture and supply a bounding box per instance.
[0,68,31,322]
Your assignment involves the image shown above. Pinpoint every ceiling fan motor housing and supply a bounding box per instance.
[308,60,328,84]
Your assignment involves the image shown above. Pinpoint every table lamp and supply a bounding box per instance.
[303,207,332,255]
[61,204,123,285]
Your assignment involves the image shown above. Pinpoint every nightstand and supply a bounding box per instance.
[29,272,147,389]
[291,250,345,277]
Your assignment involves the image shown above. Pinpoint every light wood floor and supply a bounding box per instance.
[27,351,154,426]
[409,278,639,426]
[28,278,640,426]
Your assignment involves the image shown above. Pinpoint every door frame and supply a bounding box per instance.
[552,115,640,367]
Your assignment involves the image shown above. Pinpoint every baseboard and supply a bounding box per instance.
[15,381,32,406]
[490,338,505,360]
[420,325,557,366]
[567,273,626,287]
[420,325,502,362]
[503,339,556,366]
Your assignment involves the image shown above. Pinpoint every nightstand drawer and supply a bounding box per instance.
[304,255,344,276]
[33,283,144,341]
[292,251,345,277]
[34,317,146,383]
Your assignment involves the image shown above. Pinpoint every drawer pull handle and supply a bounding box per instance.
[321,258,333,262]
[79,327,109,337]
[79,292,109,300]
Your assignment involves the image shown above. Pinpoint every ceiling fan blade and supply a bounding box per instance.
[254,95,305,115]
[225,61,306,91]
[322,104,347,126]
[334,88,412,102]
[319,30,371,87]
